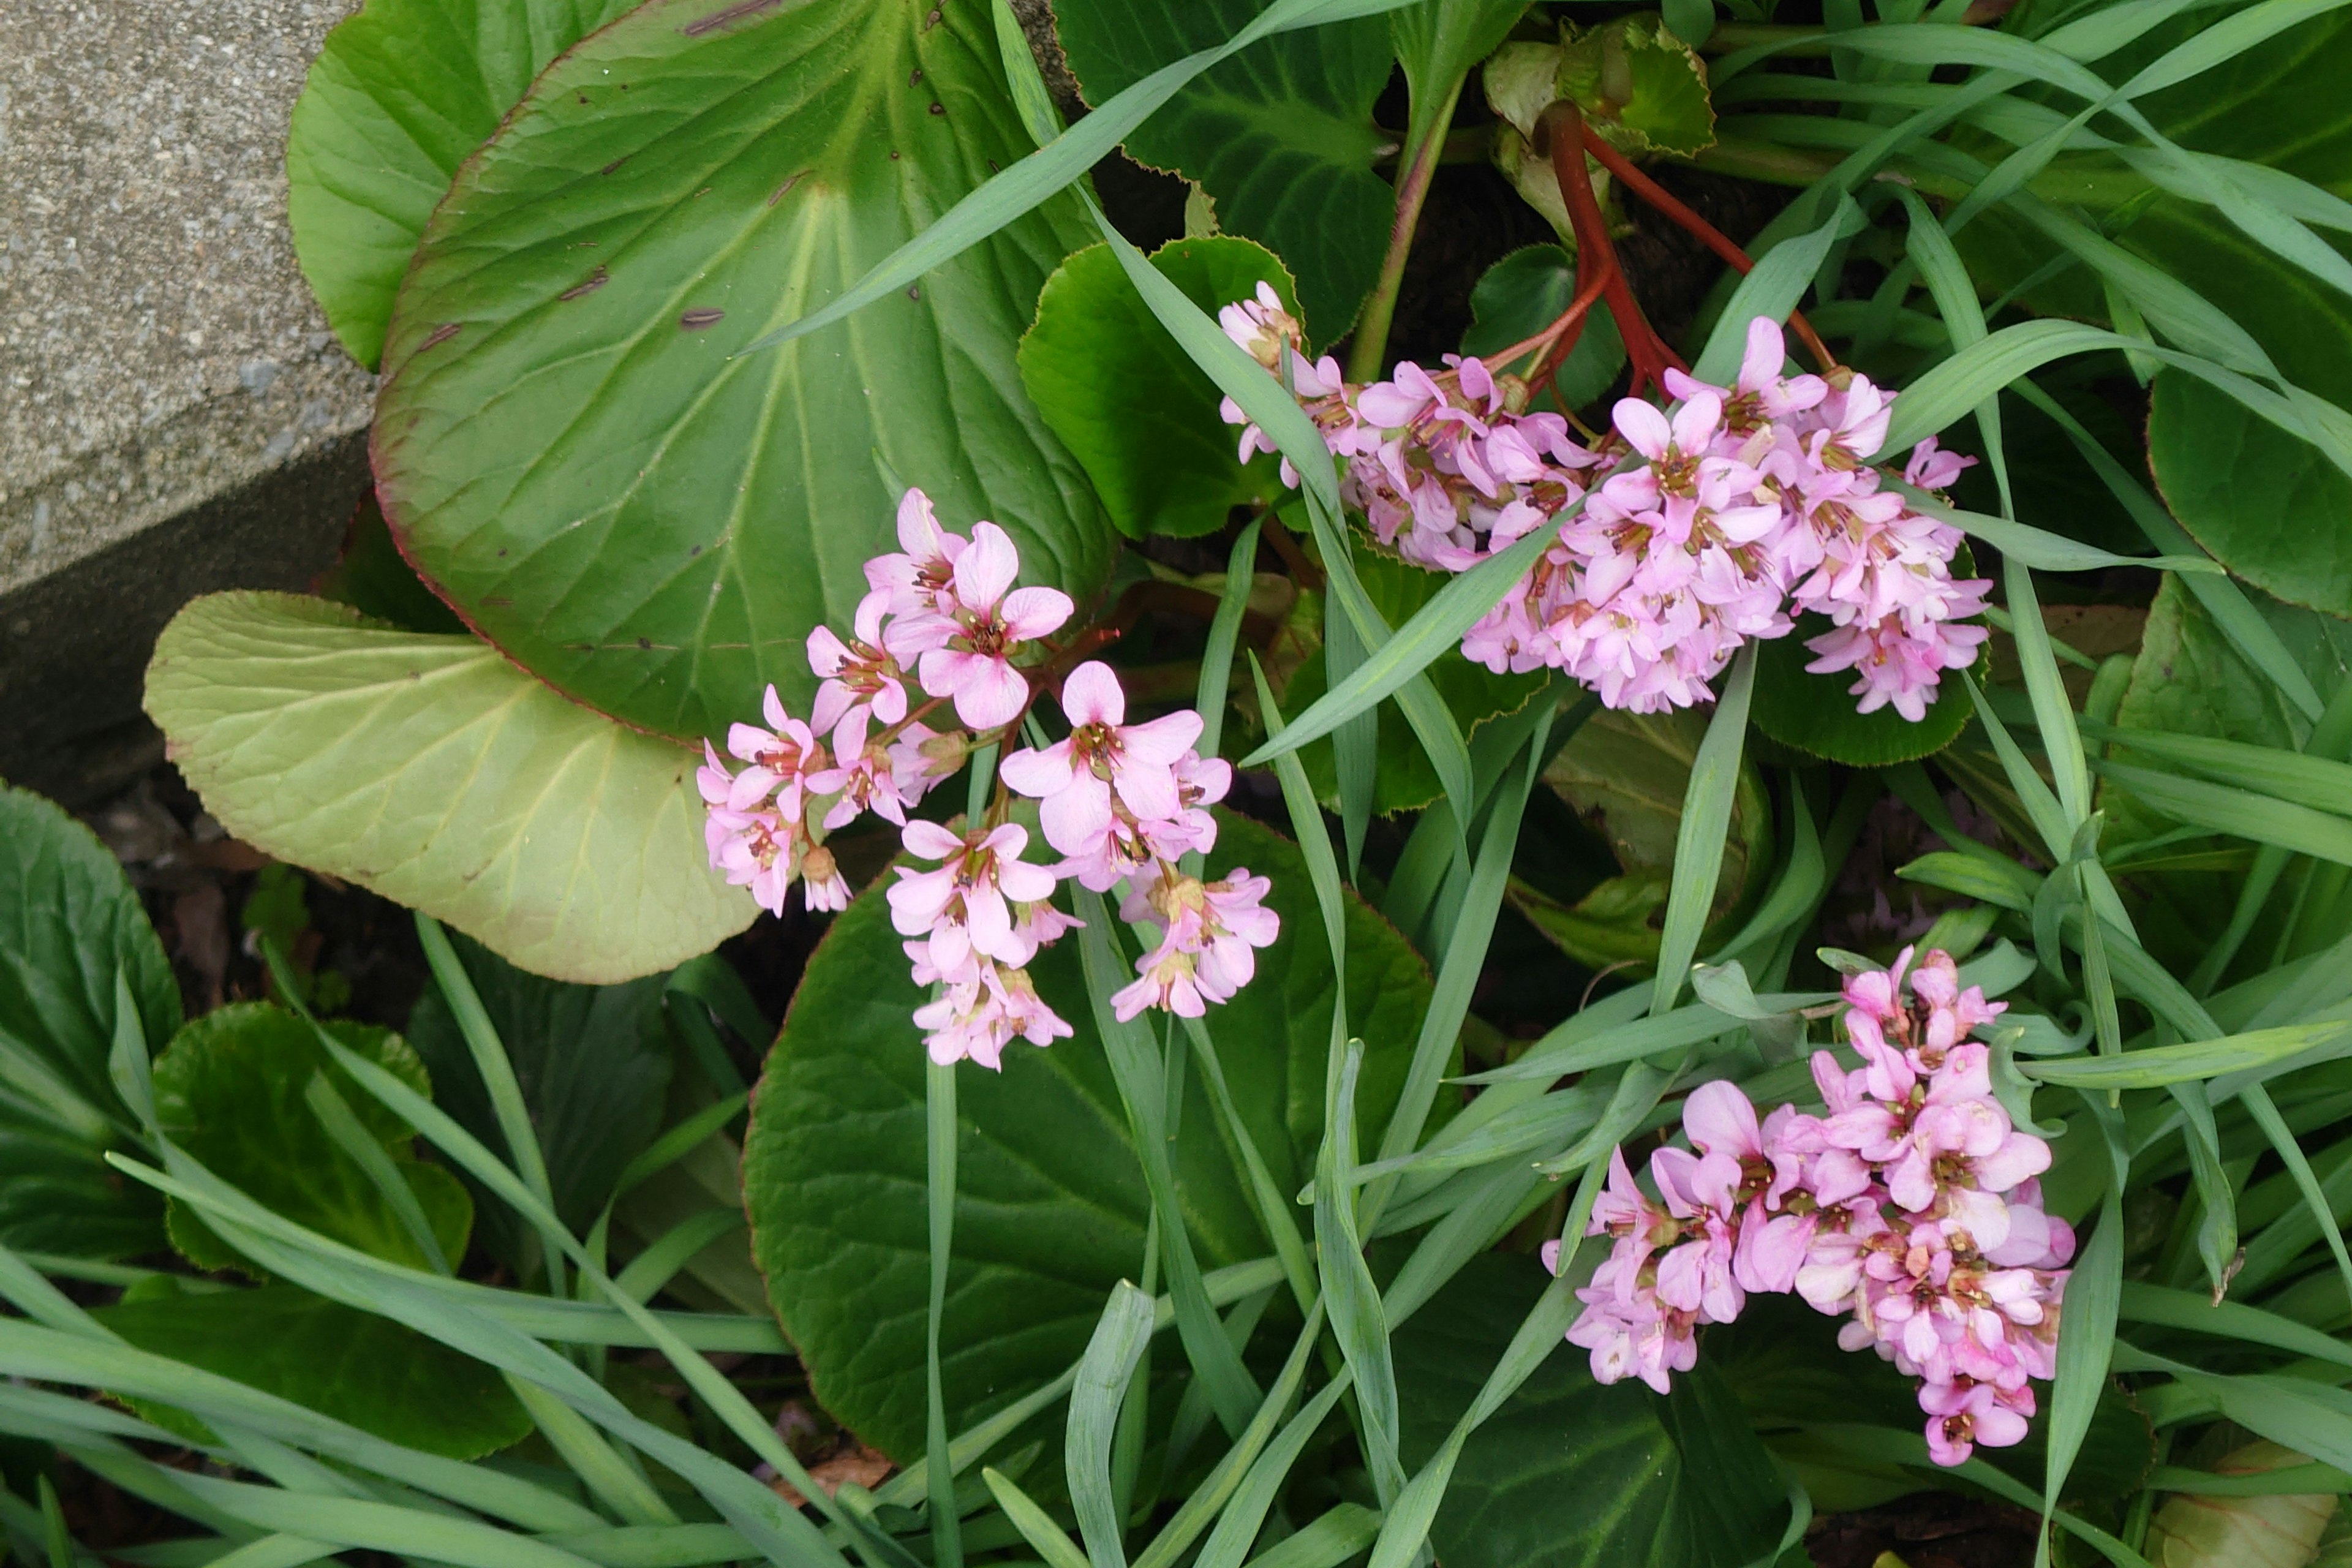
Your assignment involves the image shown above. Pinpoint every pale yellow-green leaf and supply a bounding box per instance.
[143,592,753,985]
[2148,1441,2340,1568]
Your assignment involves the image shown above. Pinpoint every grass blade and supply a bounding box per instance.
[1653,643,1757,1015]
[1066,1284,1156,1568]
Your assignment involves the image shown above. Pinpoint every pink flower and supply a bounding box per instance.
[708,807,796,916]
[889,820,1060,974]
[807,589,910,736]
[725,687,827,817]
[1921,1378,2030,1465]
[1001,661,1204,859]
[799,843,850,913]
[866,488,967,619]
[914,959,1073,1069]
[1904,437,1976,491]
[1111,867,1279,1020]
[913,522,1073,730]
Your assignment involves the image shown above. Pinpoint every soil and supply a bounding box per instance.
[1805,1490,2048,1568]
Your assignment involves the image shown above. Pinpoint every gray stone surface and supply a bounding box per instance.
[1,0,372,800]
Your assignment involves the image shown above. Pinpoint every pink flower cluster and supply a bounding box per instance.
[1218,287,1990,720]
[698,489,1278,1069]
[1547,947,2073,1467]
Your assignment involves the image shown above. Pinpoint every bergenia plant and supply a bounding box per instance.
[48,0,2352,1566]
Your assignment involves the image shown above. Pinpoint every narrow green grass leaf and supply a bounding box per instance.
[2239,1082,2352,1310]
[982,1469,1090,1568]
[1368,1153,1610,1568]
[1366,711,1548,1227]
[2020,1023,2351,1088]
[1240,516,1563,767]
[1066,1284,1156,1568]
[504,1376,677,1528]
[1133,1305,1326,1568]
[1692,198,1861,383]
[1182,1016,1317,1311]
[2098,760,2352,865]
[1317,1041,1403,1504]
[1249,657,1348,977]
[1653,644,1757,1015]
[1240,1504,1381,1568]
[924,1058,962,1568]
[1073,894,1263,1436]
[302,1072,448,1275]
[2040,1109,2125,1567]
[1196,521,1264,761]
[415,915,564,1292]
[611,1210,742,1305]
[1191,1379,1354,1568]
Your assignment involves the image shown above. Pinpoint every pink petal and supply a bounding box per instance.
[1001,586,1076,641]
[1040,777,1115,858]
[1122,710,1204,766]
[951,656,1031,730]
[1061,662,1125,727]
[1613,398,1672,460]
[999,743,1074,800]
[954,522,1020,610]
[901,821,965,861]
[1682,1080,1762,1160]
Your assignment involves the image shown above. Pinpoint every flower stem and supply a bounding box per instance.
[1577,123,1839,372]
[1540,101,1686,396]
[1345,75,1467,383]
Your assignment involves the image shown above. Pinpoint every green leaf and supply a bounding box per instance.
[1557,15,1717,157]
[0,785,174,1258]
[285,0,640,370]
[91,1279,531,1460]
[1392,1254,1787,1568]
[314,492,469,636]
[2145,1441,2341,1568]
[1958,9,2352,612]
[1708,1292,2155,1509]
[151,1002,471,1275]
[1053,0,1395,339]
[1539,703,1771,928]
[1459,245,1626,412]
[1020,238,1301,539]
[1285,548,1550,814]
[742,810,1432,1461]
[1752,608,1983,766]
[143,592,754,985]
[404,930,675,1272]
[371,0,1115,742]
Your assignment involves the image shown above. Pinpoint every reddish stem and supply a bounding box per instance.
[1541,101,1686,398]
[1578,125,1839,374]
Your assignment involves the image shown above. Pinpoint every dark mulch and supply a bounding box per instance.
[1806,1491,2046,1568]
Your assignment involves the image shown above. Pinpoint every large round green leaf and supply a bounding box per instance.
[287,0,641,370]
[742,810,1432,1460]
[153,1004,472,1275]
[373,0,1115,744]
[0,786,176,1259]
[1019,237,1301,540]
[144,592,753,985]
[94,1280,531,1460]
[1053,0,1395,342]
[1393,1254,1789,1568]
[1750,603,1984,769]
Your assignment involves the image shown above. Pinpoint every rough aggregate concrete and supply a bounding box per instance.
[1,0,372,797]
